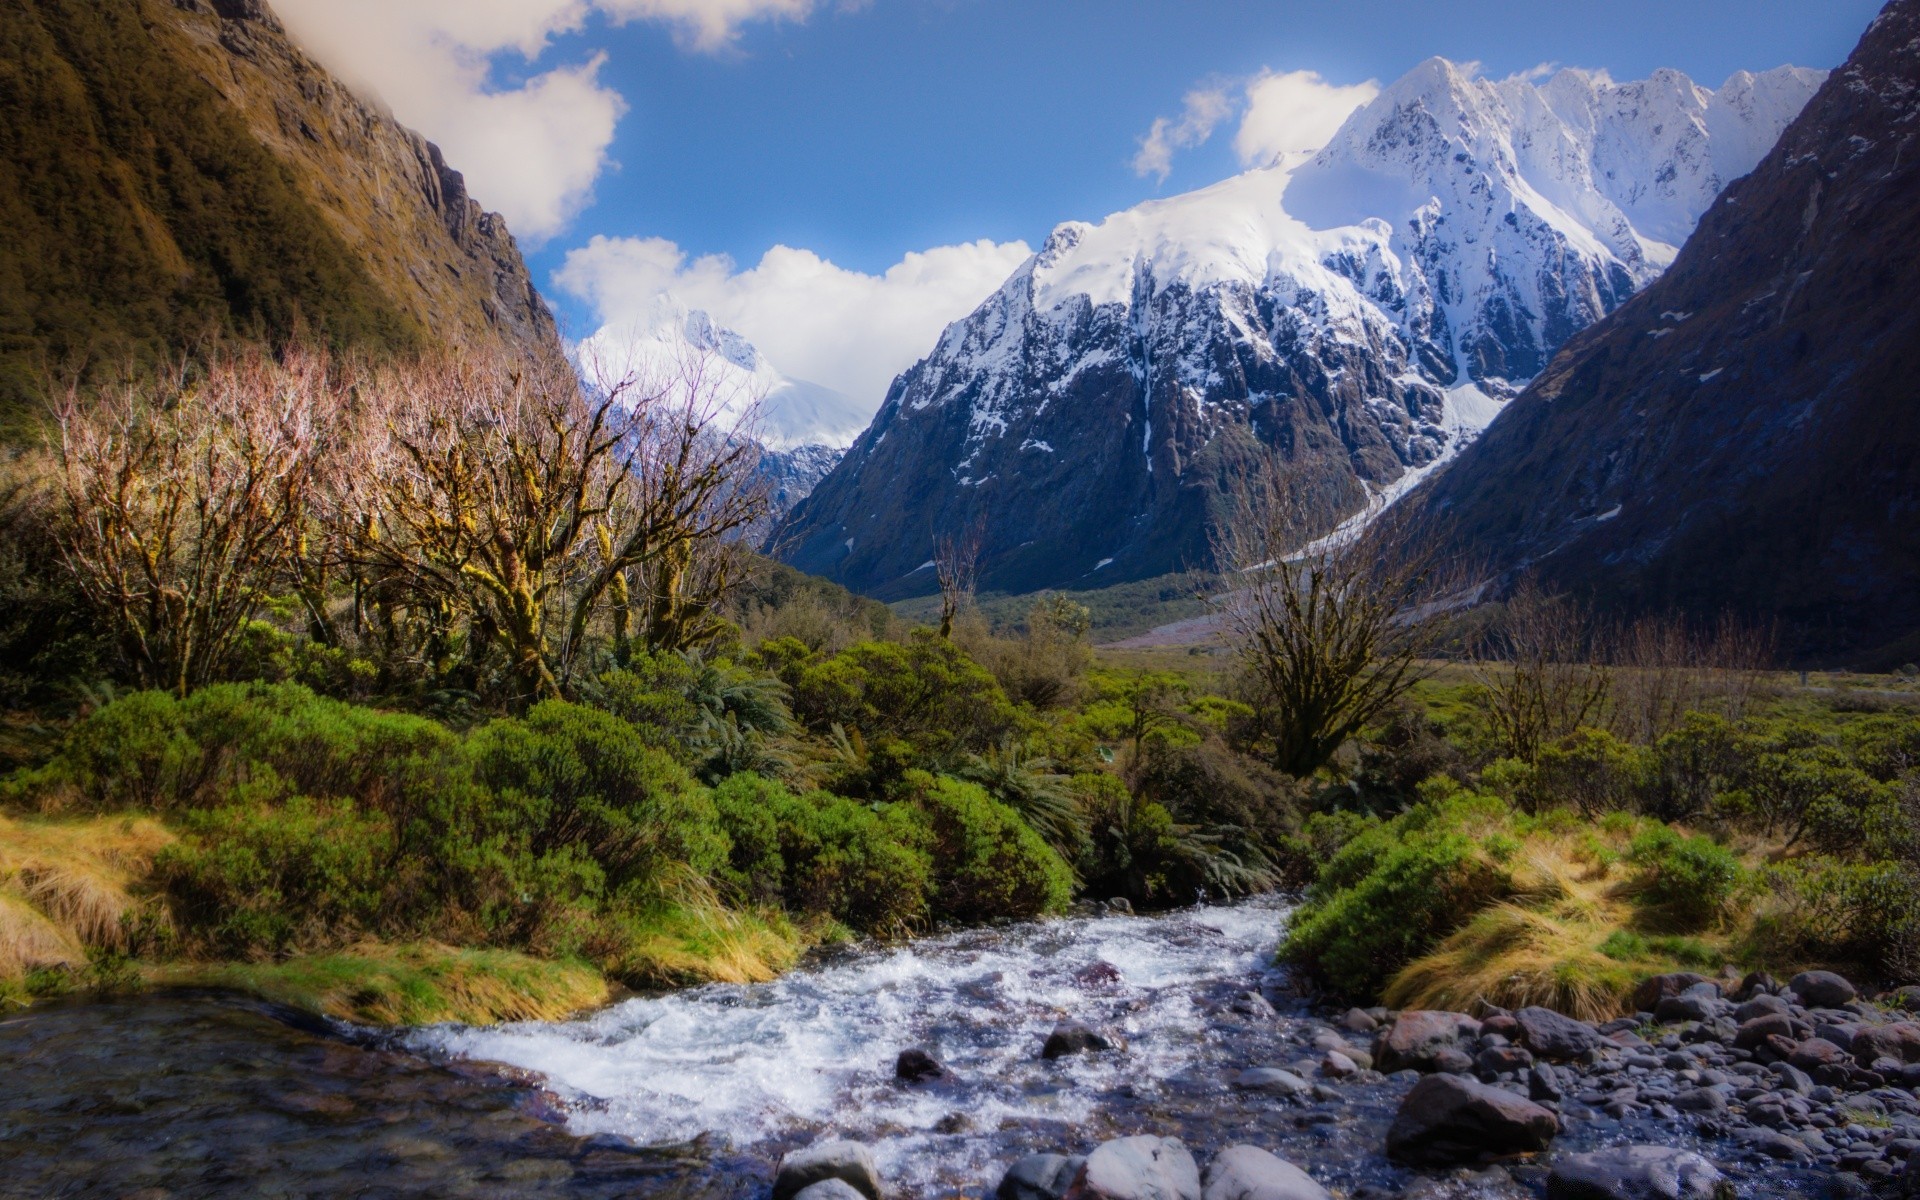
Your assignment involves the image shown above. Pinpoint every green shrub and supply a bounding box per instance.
[709,772,931,935]
[155,795,393,956]
[790,632,1020,766]
[1282,792,1517,998]
[1627,826,1744,927]
[1749,858,1920,982]
[467,701,728,892]
[909,776,1073,924]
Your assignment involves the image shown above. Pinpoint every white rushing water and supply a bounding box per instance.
[411,899,1291,1193]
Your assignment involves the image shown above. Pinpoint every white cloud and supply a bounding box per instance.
[1231,69,1380,169]
[1132,69,1379,181]
[271,0,834,242]
[1132,87,1234,182]
[556,235,1034,406]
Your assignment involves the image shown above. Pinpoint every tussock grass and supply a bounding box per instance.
[609,868,806,987]
[1383,822,1757,1020]
[168,944,611,1025]
[0,892,84,979]
[0,813,175,972]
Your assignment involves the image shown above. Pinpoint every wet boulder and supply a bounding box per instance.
[1513,1007,1604,1061]
[1043,1023,1119,1060]
[1064,1135,1201,1200]
[1385,1074,1559,1166]
[774,1140,883,1200]
[999,1154,1087,1200]
[1375,1011,1483,1073]
[1200,1145,1331,1200]
[1789,971,1857,1009]
[794,1183,870,1200]
[1787,1038,1850,1072]
[1654,986,1729,1024]
[1234,1068,1312,1098]
[1477,1046,1535,1077]
[1545,1145,1729,1200]
[895,1048,945,1082]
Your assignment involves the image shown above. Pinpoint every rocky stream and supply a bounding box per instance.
[3,897,1919,1199]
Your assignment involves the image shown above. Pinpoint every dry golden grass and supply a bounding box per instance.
[1384,824,1755,1021]
[0,892,84,979]
[166,943,612,1025]
[0,813,175,977]
[612,866,807,987]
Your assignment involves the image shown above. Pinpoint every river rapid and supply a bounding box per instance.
[0,898,1843,1198]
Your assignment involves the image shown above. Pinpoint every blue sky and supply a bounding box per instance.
[275,0,1882,404]
[542,0,1878,280]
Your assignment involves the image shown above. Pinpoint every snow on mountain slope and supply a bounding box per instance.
[582,304,870,451]
[776,58,1822,598]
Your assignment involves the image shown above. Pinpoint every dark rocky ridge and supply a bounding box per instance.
[1398,0,1920,663]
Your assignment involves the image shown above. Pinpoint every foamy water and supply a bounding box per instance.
[410,899,1291,1192]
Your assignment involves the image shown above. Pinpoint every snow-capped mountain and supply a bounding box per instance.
[774,58,1824,598]
[1398,0,1920,660]
[585,304,870,452]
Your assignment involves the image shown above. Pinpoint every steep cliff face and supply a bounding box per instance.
[1399,0,1920,661]
[159,0,558,356]
[774,59,1821,600]
[0,0,557,423]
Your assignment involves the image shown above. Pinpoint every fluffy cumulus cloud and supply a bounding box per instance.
[1133,69,1380,180]
[556,235,1034,406]
[272,0,829,242]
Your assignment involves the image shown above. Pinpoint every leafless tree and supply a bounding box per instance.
[1473,581,1613,762]
[335,346,767,706]
[1606,610,1777,742]
[1217,463,1463,778]
[934,518,984,640]
[51,352,323,695]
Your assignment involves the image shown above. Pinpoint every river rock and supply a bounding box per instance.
[1385,1073,1559,1166]
[1065,1136,1200,1200]
[1200,1145,1331,1200]
[774,1140,883,1200]
[1545,1145,1729,1200]
[1654,988,1727,1024]
[1633,974,1710,1013]
[1235,1068,1312,1097]
[1790,971,1857,1008]
[1375,1012,1483,1073]
[1734,1013,1795,1050]
[891,1046,944,1082]
[794,1183,869,1200]
[1738,1129,1812,1161]
[1788,1038,1850,1072]
[1735,994,1791,1023]
[1736,971,1780,1001]
[1321,1051,1359,1078]
[999,1154,1087,1200]
[1514,1007,1604,1061]
[1341,1008,1379,1034]
[1043,1023,1117,1059]
[1853,1022,1920,1066]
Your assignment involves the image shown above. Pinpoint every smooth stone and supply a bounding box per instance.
[1066,1136,1201,1200]
[1791,972,1858,1009]
[1375,1011,1483,1074]
[1515,1007,1605,1061]
[1235,1068,1311,1097]
[1546,1145,1729,1200]
[1200,1145,1331,1200]
[1634,974,1711,1013]
[774,1140,883,1200]
[1385,1073,1559,1167]
[794,1183,869,1200]
[999,1154,1088,1200]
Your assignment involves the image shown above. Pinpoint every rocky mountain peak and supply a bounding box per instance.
[774,54,1824,601]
